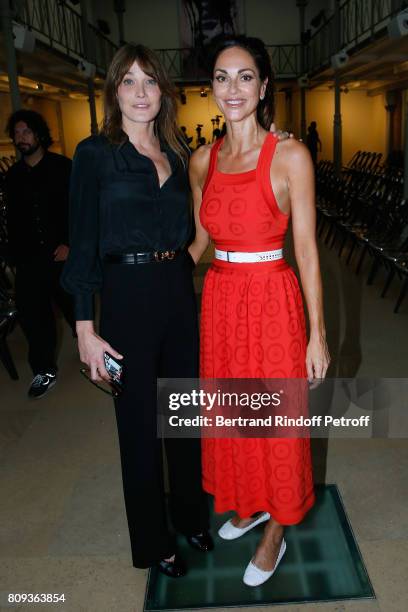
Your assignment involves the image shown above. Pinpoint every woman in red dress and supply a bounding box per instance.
[188,36,330,586]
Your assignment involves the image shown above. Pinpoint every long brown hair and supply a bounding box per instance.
[101,43,188,164]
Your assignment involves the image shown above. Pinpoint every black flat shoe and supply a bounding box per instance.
[158,554,187,578]
[186,531,214,552]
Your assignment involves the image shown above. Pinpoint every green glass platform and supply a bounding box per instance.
[144,485,375,611]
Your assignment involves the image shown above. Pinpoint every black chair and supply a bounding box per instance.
[0,158,18,379]
[316,148,406,312]
[393,260,408,313]
[0,268,18,380]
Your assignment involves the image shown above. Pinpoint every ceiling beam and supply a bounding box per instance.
[367,78,408,96]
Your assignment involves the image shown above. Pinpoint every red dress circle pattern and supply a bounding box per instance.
[199,134,315,524]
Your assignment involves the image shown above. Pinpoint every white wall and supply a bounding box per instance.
[245,0,299,44]
[79,0,338,52]
[176,89,287,146]
[293,88,387,163]
[304,0,334,35]
[0,93,14,157]
[89,0,120,46]
[59,97,104,158]
[124,0,180,48]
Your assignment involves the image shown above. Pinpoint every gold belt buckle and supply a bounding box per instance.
[154,250,175,262]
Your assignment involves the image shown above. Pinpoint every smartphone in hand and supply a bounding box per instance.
[104,351,124,393]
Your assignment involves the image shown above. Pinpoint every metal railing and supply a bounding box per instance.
[266,45,301,77]
[341,0,400,47]
[89,24,118,73]
[13,0,405,81]
[306,16,336,73]
[155,49,192,81]
[155,44,301,82]
[15,0,118,73]
[306,0,406,74]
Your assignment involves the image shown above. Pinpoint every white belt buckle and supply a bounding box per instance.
[215,248,283,263]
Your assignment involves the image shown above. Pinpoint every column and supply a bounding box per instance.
[297,0,308,141]
[114,0,126,46]
[285,89,293,133]
[0,0,22,112]
[384,91,396,157]
[300,89,307,142]
[391,0,402,14]
[333,0,342,174]
[333,75,342,175]
[404,93,408,199]
[80,0,98,135]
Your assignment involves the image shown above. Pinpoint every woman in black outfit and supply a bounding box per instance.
[61,44,211,576]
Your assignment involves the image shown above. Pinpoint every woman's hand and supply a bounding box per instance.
[188,145,212,266]
[270,122,293,141]
[54,244,69,261]
[306,333,330,388]
[76,321,123,382]
[188,245,203,266]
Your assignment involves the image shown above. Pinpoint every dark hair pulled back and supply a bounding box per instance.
[210,35,275,130]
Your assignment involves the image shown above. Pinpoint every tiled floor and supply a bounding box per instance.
[145,486,375,610]
[0,239,407,612]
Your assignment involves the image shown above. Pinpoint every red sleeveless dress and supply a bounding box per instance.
[199,133,315,524]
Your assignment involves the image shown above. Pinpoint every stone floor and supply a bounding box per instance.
[0,239,407,612]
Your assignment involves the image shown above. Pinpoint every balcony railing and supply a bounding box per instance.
[306,0,405,74]
[16,0,118,73]
[14,0,404,83]
[266,45,301,77]
[155,44,301,82]
[340,0,400,47]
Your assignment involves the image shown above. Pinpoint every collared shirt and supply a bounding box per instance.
[4,151,71,261]
[61,134,191,320]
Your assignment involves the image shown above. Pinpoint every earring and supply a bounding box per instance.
[260,95,264,100]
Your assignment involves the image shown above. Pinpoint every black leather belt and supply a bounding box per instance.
[104,250,181,264]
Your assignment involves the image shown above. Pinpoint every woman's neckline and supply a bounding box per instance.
[215,132,272,176]
[125,138,175,188]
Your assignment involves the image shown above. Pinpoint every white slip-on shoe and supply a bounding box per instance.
[218,512,270,540]
[243,538,286,587]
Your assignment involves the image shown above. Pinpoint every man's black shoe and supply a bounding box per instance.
[157,554,187,578]
[28,372,57,399]
[186,531,214,552]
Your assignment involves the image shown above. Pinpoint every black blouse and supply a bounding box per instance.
[61,134,191,320]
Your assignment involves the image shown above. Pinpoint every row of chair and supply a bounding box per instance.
[316,151,408,313]
[0,156,13,176]
[0,158,18,380]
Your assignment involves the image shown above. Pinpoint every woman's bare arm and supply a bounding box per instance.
[285,140,330,380]
[188,145,211,264]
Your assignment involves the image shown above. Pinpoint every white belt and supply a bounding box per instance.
[215,248,283,263]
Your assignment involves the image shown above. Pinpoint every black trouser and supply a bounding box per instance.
[309,147,318,166]
[15,258,75,375]
[99,252,209,568]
